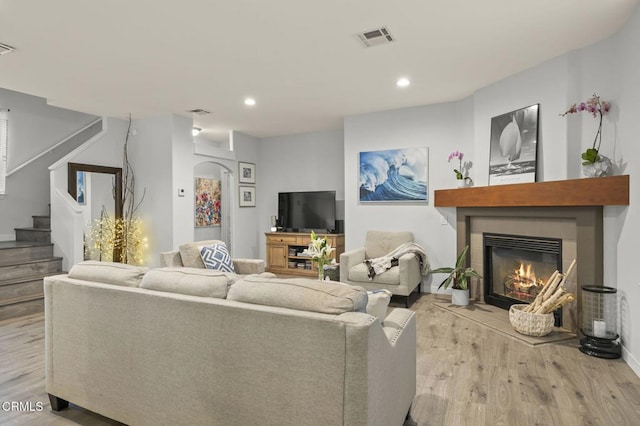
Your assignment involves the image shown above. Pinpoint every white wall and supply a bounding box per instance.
[231,131,261,259]
[606,3,640,378]
[257,129,344,259]
[127,115,174,267]
[472,54,570,184]
[0,88,96,239]
[344,102,469,292]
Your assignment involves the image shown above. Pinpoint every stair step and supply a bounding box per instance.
[0,295,44,322]
[14,228,51,243]
[32,215,51,229]
[0,273,57,301]
[0,242,54,264]
[0,258,62,281]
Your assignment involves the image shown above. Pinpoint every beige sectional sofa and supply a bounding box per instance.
[44,261,417,426]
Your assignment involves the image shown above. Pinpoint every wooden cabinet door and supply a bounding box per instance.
[267,244,287,269]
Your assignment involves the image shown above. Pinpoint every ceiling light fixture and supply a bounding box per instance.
[192,127,202,136]
[396,77,410,88]
[244,98,256,106]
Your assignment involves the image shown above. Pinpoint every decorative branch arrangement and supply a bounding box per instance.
[86,115,148,265]
[523,259,576,314]
[118,115,147,264]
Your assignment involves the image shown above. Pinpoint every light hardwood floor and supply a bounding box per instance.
[1,295,640,425]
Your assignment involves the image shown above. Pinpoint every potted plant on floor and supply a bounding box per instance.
[431,245,481,306]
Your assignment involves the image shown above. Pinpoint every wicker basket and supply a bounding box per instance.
[509,304,554,337]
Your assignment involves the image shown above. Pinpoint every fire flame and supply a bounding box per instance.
[506,262,545,294]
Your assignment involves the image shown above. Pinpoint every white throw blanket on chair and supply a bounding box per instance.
[364,242,429,280]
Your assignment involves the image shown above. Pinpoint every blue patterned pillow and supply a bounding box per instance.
[200,244,235,273]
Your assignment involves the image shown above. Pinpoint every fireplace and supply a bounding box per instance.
[437,178,630,333]
[483,233,563,324]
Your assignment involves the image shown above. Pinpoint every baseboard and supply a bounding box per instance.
[0,233,15,242]
[622,344,640,378]
[430,283,451,295]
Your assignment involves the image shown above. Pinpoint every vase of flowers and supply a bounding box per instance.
[448,150,473,187]
[302,231,335,281]
[561,93,613,177]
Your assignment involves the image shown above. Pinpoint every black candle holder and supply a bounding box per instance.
[579,286,621,359]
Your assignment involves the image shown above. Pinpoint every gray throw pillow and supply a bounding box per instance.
[200,244,235,273]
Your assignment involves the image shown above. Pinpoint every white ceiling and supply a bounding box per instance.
[0,0,637,141]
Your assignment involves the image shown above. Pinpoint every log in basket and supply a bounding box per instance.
[509,304,554,337]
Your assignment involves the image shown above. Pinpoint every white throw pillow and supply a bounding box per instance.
[366,289,392,320]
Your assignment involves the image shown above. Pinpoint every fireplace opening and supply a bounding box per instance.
[483,233,563,325]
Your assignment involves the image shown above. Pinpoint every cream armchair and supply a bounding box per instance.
[340,230,427,307]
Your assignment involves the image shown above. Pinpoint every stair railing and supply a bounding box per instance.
[8,117,103,176]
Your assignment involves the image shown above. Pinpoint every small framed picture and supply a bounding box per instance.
[76,171,86,205]
[239,186,256,207]
[238,161,256,184]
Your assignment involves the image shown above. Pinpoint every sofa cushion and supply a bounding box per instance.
[348,262,400,285]
[139,267,235,298]
[365,230,414,259]
[200,244,235,273]
[179,239,225,268]
[227,276,368,314]
[68,261,149,287]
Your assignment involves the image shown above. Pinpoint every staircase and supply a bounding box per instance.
[0,213,63,321]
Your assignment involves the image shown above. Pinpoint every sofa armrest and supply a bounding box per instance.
[160,251,183,267]
[232,258,265,275]
[340,247,365,282]
[373,308,416,424]
[397,252,423,286]
[381,308,416,344]
[339,308,416,425]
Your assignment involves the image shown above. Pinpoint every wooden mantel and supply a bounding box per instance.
[434,175,629,207]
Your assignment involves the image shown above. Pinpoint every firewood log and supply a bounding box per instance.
[546,293,575,313]
[535,286,565,314]
[542,273,563,301]
[536,271,559,302]
[524,270,558,312]
[564,259,577,282]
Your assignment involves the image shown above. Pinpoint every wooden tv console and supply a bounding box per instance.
[265,232,345,277]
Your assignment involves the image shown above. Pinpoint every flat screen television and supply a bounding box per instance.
[278,191,336,232]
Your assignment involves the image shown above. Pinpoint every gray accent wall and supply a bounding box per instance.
[0,88,97,239]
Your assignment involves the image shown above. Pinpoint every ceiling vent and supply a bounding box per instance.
[187,108,211,115]
[0,43,15,55]
[356,27,394,48]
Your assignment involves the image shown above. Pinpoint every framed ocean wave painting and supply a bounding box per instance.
[359,147,428,203]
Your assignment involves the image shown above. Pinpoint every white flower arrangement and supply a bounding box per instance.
[301,231,335,265]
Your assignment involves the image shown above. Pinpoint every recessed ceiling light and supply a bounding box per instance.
[192,127,202,136]
[244,98,256,106]
[396,77,410,88]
